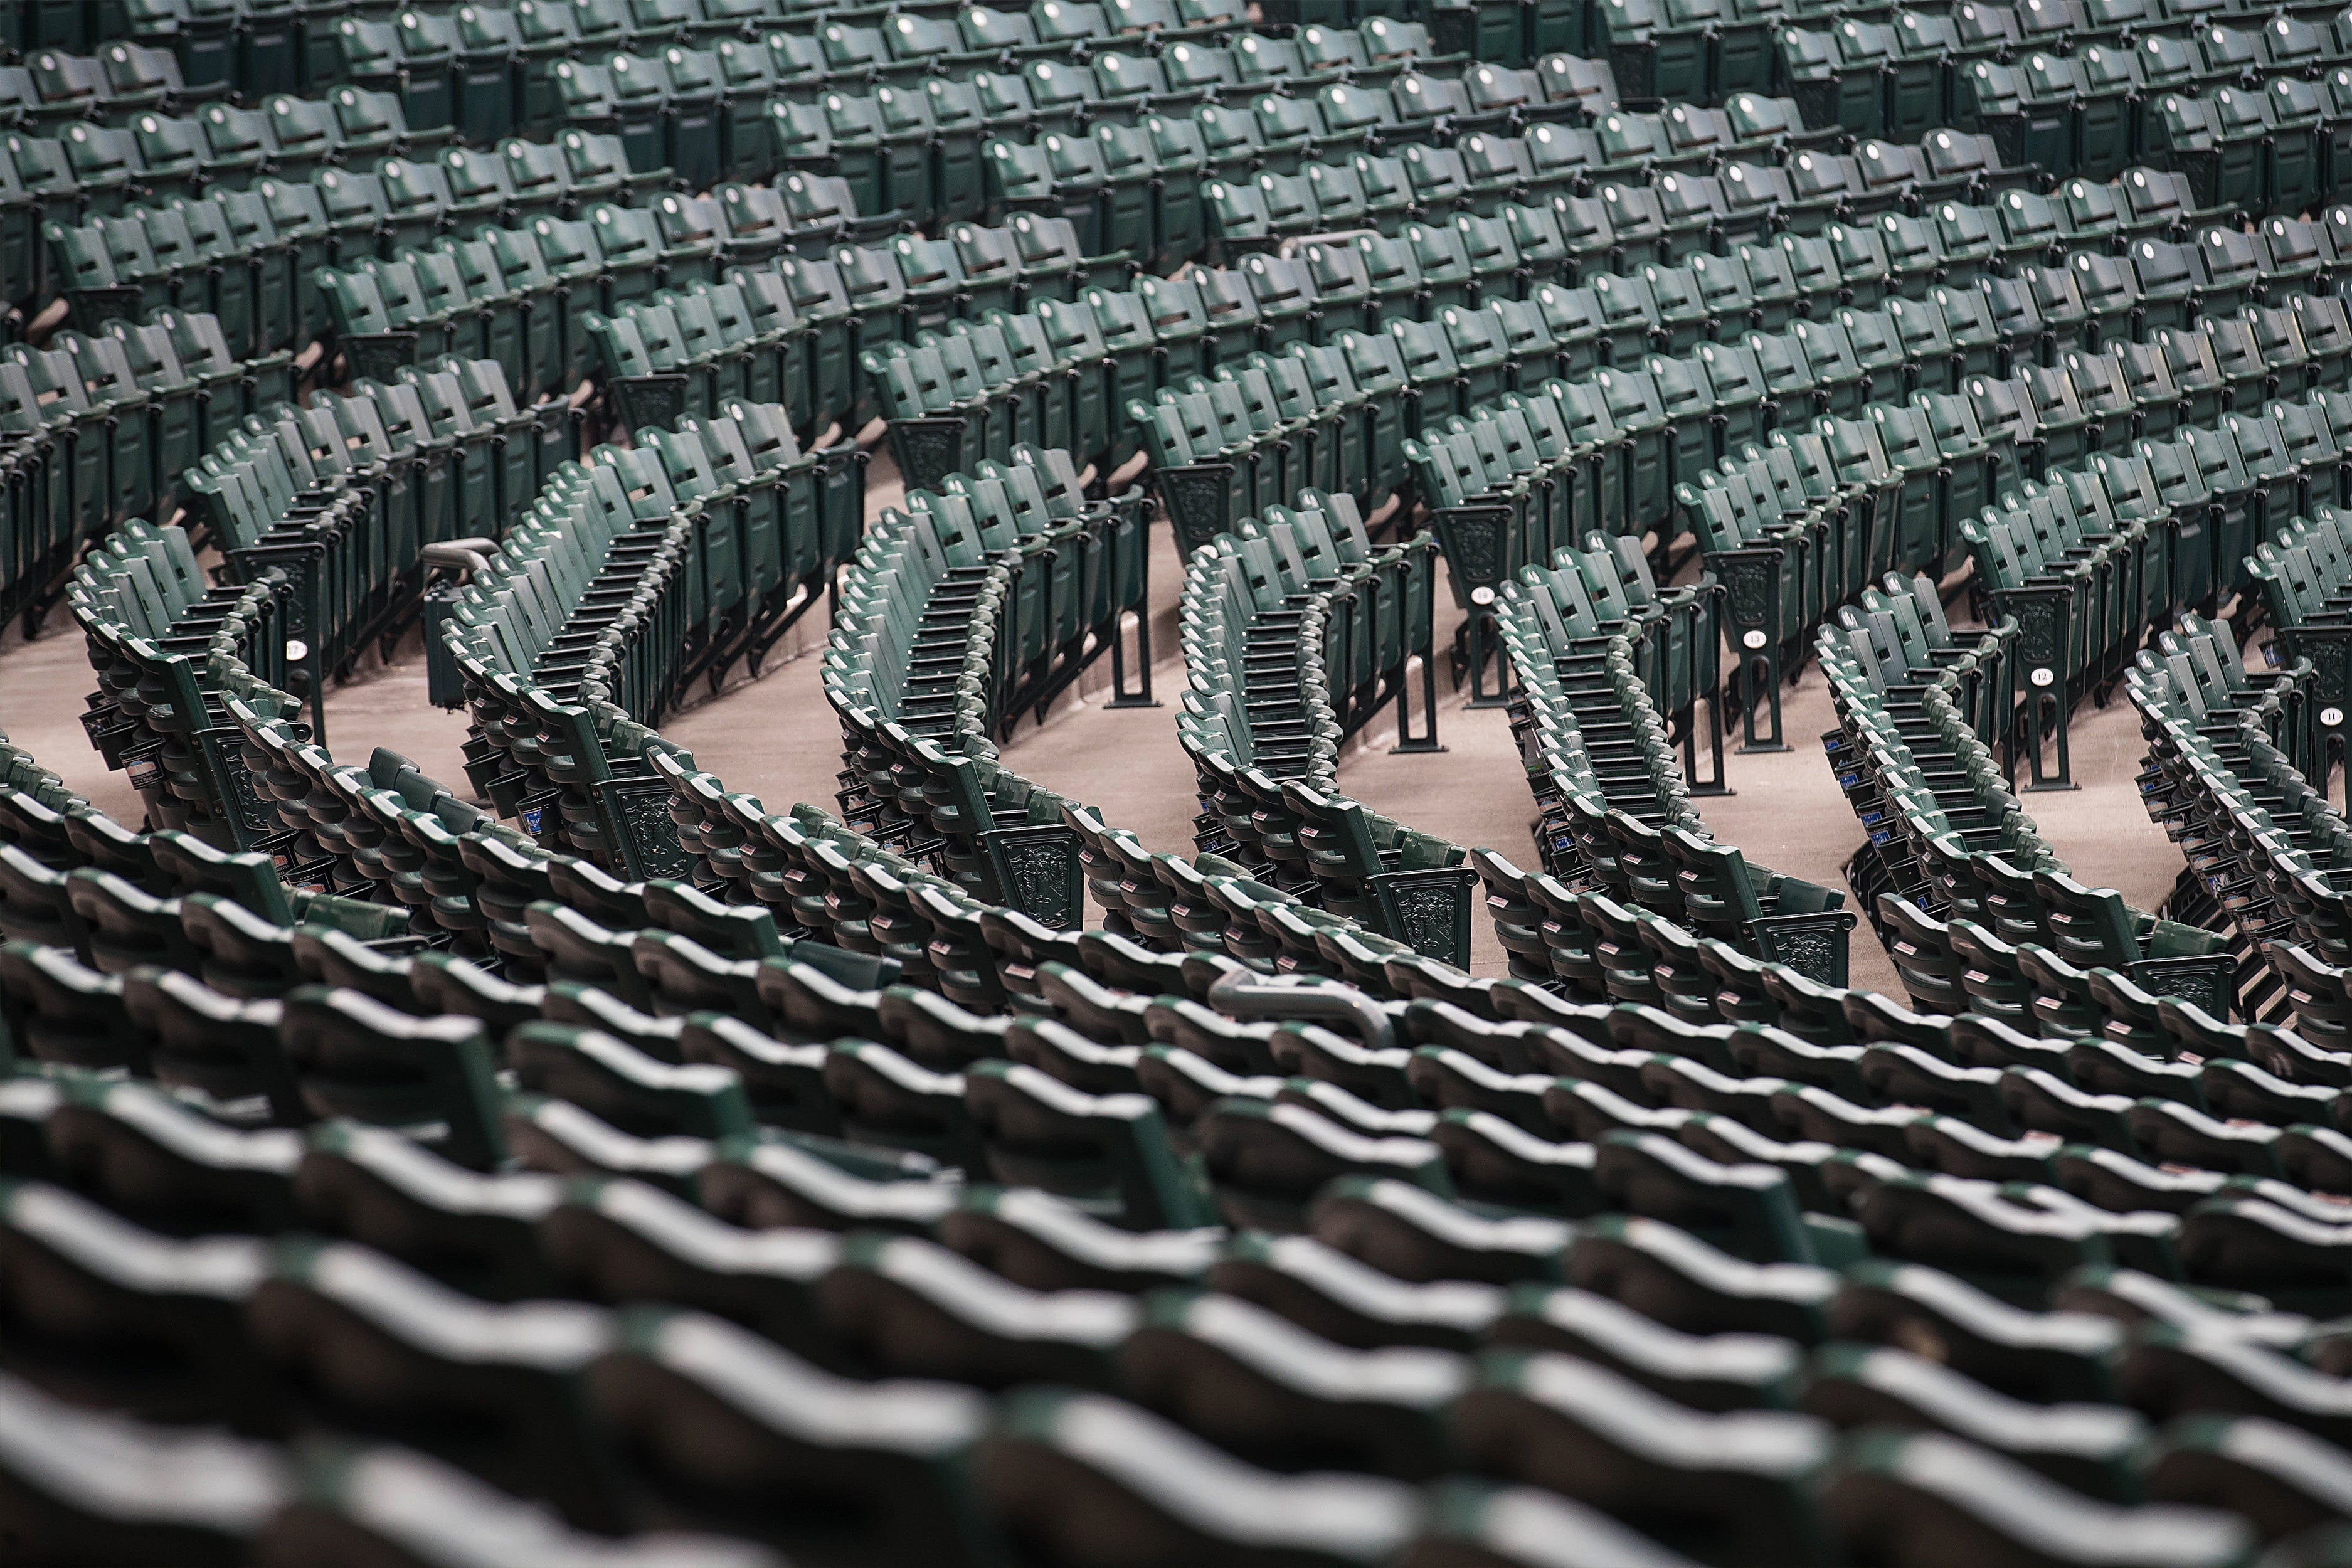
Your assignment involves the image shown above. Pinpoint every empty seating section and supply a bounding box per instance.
[2178,505,2352,1040]
[1175,492,1481,962]
[68,354,561,838]
[16,1,2352,1566]
[1825,570,2243,1023]
[1776,2,2352,208]
[2253,506,2352,788]
[17,115,677,341]
[1399,176,2352,733]
[435,409,866,840]
[817,445,1156,925]
[1017,142,2352,696]
[22,670,2352,1563]
[0,307,279,628]
[38,129,686,383]
[19,0,2352,641]
[1492,514,1863,976]
[2127,607,2341,1021]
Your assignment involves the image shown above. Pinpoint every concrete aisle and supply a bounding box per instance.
[0,623,144,821]
[1998,687,2181,917]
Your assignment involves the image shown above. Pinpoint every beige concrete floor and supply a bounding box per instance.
[0,456,2185,999]
[0,626,142,821]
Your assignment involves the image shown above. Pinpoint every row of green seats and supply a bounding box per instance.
[434,401,863,864]
[314,186,853,408]
[672,42,1609,233]
[67,539,309,847]
[2124,609,2336,1027]
[1493,551,1854,974]
[436,448,709,880]
[689,122,2237,506]
[1417,239,2352,729]
[0,115,334,320]
[0,40,211,130]
[1961,383,2352,785]
[750,51,1613,251]
[1715,286,2352,725]
[2171,638,2352,1063]
[0,307,282,631]
[45,129,671,363]
[1784,6,2352,154]
[586,211,1116,453]
[1496,539,1717,827]
[1823,571,2047,920]
[820,456,1171,925]
[1173,495,1472,957]
[117,0,401,101]
[1178,488,1433,787]
[2243,503,2352,810]
[1195,103,1908,258]
[1824,573,2237,1013]
[536,18,1464,199]
[1497,0,2331,105]
[111,0,1254,109]
[825,664,1476,978]
[0,842,414,1010]
[109,84,455,196]
[1436,0,1779,85]
[129,356,568,772]
[445,0,1434,154]
[824,444,1150,748]
[248,118,2211,430]
[1145,185,2152,559]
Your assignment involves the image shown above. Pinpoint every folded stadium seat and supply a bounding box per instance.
[284,1122,558,1303]
[277,983,506,1167]
[505,1020,751,1140]
[0,931,147,1074]
[115,962,302,1121]
[244,1240,624,1531]
[2074,46,2148,182]
[40,1071,302,1237]
[1193,1093,1449,1232]
[0,1370,305,1566]
[0,1168,287,1429]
